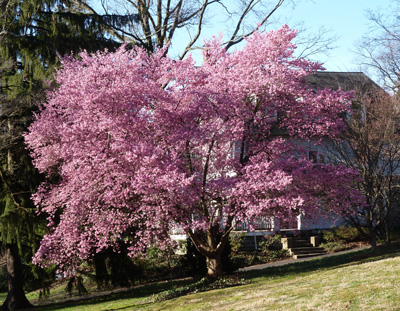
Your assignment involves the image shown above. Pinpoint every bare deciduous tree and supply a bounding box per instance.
[68,0,336,59]
[356,3,400,93]
[329,89,400,252]
[0,0,17,43]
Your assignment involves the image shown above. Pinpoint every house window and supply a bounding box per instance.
[265,102,279,122]
[308,151,317,163]
[308,151,325,164]
[265,108,278,122]
[233,140,246,161]
[190,153,201,160]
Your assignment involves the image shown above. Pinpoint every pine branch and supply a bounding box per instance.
[0,167,30,214]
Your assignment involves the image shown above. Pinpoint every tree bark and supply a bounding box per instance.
[206,254,223,280]
[1,244,32,311]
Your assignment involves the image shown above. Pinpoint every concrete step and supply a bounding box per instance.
[291,250,326,256]
[292,242,314,248]
[285,236,327,259]
[290,247,325,254]
[291,239,313,245]
[293,253,326,259]
[292,239,309,243]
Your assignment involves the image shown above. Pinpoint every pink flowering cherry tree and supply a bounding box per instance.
[25,25,361,279]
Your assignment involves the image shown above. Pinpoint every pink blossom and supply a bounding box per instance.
[25,26,362,272]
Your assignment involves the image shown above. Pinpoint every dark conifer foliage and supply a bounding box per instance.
[0,0,122,308]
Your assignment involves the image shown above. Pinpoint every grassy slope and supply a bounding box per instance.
[5,246,400,310]
[150,255,400,310]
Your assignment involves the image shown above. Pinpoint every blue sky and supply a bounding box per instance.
[168,0,394,83]
[92,0,394,82]
[280,0,394,73]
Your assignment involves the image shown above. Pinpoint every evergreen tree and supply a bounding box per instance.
[0,90,44,310]
[0,0,122,308]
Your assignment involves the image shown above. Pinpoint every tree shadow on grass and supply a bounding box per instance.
[32,243,400,310]
[32,278,194,311]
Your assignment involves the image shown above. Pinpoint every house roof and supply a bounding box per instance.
[304,72,382,94]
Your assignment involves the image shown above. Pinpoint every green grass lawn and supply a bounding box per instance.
[4,245,400,310]
[150,255,400,310]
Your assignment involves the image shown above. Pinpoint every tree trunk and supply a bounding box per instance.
[188,227,230,280]
[384,220,392,245]
[206,254,223,280]
[1,244,32,311]
[369,233,377,254]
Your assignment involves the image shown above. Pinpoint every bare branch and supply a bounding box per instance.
[179,0,209,59]
[329,86,400,246]
[225,0,285,51]
[69,0,128,42]
[295,26,338,59]
[356,5,400,92]
[65,0,296,56]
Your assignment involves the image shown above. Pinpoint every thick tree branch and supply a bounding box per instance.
[179,0,209,59]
